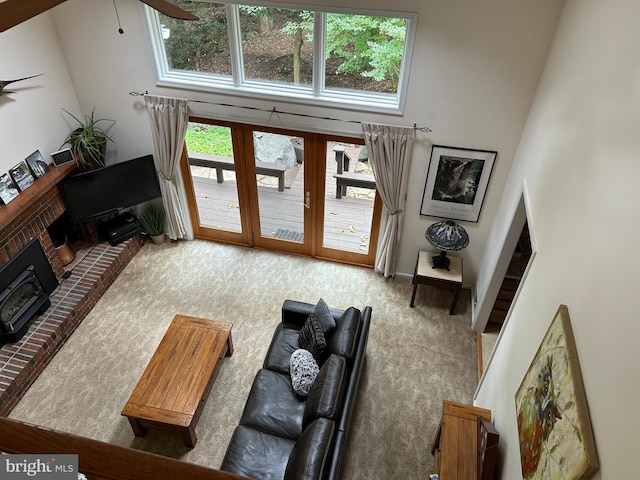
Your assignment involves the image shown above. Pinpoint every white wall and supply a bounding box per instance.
[1,0,563,283]
[0,13,80,173]
[475,0,640,477]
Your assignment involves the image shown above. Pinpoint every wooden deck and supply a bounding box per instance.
[189,144,376,253]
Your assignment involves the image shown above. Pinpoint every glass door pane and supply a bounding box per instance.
[185,122,242,232]
[251,131,306,243]
[323,141,376,253]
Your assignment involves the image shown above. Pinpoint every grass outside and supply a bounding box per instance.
[185,124,233,156]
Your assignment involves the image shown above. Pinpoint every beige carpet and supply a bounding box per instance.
[9,239,478,479]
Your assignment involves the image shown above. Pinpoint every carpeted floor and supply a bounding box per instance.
[9,239,478,479]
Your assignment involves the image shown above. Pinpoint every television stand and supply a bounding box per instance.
[99,213,142,246]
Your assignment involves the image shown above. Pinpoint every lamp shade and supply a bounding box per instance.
[425,220,469,251]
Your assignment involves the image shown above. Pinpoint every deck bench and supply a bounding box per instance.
[333,145,351,174]
[189,152,287,192]
[333,172,376,199]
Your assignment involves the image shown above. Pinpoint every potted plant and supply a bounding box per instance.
[138,202,166,245]
[62,108,115,170]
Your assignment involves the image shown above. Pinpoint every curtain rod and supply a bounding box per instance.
[129,90,432,133]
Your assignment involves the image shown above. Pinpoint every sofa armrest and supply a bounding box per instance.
[284,418,335,480]
[281,299,344,328]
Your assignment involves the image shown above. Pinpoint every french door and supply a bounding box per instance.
[180,118,381,267]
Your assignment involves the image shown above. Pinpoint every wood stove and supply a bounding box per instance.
[0,239,58,345]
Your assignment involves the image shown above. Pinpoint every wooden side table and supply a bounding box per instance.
[410,251,463,314]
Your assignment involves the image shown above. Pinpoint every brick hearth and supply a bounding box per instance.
[0,236,143,415]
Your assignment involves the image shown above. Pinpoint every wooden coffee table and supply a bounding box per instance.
[121,314,233,447]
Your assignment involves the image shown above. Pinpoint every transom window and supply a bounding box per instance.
[144,2,416,113]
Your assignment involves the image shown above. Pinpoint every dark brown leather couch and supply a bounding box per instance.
[220,299,372,480]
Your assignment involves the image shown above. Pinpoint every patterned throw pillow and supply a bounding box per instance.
[313,298,336,335]
[298,314,327,359]
[290,349,320,396]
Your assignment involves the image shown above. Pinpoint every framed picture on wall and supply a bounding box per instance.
[515,305,599,480]
[420,145,497,222]
[9,161,36,192]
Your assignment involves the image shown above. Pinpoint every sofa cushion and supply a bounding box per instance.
[303,354,347,429]
[313,298,336,335]
[265,307,363,374]
[290,349,320,396]
[298,314,326,359]
[282,299,344,328]
[240,368,306,439]
[220,424,296,480]
[326,307,362,361]
[284,418,335,480]
[264,323,301,374]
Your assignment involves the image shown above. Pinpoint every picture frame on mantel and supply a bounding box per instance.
[25,150,49,179]
[420,145,497,222]
[0,173,20,204]
[9,161,35,192]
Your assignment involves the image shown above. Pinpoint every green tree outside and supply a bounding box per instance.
[163,2,228,72]
[163,3,407,91]
[325,14,407,89]
[285,12,407,90]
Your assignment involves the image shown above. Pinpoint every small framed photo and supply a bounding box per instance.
[420,145,497,223]
[25,150,49,178]
[10,161,36,192]
[0,173,20,204]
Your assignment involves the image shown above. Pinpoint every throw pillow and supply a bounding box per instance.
[290,349,320,396]
[313,298,336,335]
[298,314,326,359]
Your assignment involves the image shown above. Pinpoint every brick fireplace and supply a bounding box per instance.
[0,163,75,279]
[0,163,143,415]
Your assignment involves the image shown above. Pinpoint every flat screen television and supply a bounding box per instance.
[60,154,161,222]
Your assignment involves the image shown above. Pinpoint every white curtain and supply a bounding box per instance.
[144,95,189,240]
[362,122,415,277]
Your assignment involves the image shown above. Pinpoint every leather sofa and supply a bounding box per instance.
[221,299,372,480]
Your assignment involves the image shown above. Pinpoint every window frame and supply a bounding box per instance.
[144,2,417,114]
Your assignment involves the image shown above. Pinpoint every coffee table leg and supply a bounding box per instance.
[226,332,234,357]
[127,417,147,438]
[182,425,197,448]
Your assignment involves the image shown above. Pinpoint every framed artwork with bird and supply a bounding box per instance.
[515,305,599,479]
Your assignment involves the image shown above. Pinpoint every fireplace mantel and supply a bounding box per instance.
[0,162,76,233]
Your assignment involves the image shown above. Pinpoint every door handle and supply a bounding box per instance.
[305,191,311,209]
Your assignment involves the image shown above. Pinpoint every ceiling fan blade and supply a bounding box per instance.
[139,0,199,20]
[0,0,67,32]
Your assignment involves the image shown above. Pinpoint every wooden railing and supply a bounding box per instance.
[0,417,246,480]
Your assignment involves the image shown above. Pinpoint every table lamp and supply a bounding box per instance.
[425,220,469,270]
